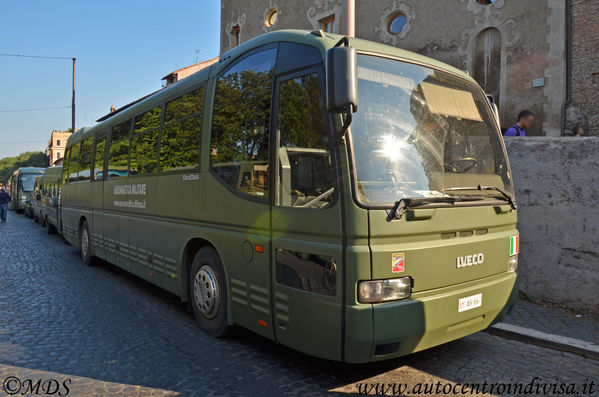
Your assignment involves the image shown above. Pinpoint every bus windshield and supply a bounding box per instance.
[19,174,38,192]
[350,54,512,207]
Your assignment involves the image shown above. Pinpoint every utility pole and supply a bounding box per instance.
[342,0,355,37]
[72,58,76,134]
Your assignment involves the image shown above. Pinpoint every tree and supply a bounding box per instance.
[0,151,49,186]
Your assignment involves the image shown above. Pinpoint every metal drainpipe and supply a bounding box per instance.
[342,0,355,37]
[560,0,572,136]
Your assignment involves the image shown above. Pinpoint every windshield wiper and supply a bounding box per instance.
[443,185,517,211]
[388,195,483,220]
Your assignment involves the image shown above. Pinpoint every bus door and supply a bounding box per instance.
[270,67,344,361]
[91,133,108,258]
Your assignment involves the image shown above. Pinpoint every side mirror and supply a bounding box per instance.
[327,46,358,114]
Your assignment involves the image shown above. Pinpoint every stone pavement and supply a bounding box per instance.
[0,213,597,396]
[503,298,599,345]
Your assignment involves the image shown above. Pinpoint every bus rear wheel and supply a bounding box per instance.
[80,220,93,266]
[189,247,230,337]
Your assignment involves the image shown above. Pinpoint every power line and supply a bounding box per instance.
[0,106,71,113]
[0,52,74,60]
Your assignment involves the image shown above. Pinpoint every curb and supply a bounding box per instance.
[485,322,599,361]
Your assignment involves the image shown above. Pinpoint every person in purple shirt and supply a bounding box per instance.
[504,110,535,137]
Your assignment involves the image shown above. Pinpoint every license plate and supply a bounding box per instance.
[458,293,482,313]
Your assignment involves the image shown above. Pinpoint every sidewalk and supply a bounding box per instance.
[487,297,599,359]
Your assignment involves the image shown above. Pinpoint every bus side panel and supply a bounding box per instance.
[122,175,174,288]
[154,172,202,292]
[91,179,105,259]
[202,175,274,341]
[62,181,79,245]
[103,176,132,272]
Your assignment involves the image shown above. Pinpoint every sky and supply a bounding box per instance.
[0,1,221,158]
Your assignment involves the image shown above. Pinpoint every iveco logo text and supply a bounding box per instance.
[456,253,484,268]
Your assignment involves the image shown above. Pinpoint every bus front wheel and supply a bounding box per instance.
[189,247,230,337]
[80,220,93,266]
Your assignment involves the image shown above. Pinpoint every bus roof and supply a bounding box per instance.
[14,167,45,175]
[43,166,62,183]
[66,29,473,148]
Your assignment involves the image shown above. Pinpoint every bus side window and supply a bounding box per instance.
[93,136,107,181]
[210,47,277,198]
[131,107,161,175]
[79,137,93,182]
[69,143,81,183]
[108,120,132,178]
[62,148,70,183]
[161,86,205,172]
[276,72,333,208]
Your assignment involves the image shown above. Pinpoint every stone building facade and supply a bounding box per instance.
[220,0,596,136]
[46,130,71,166]
[570,0,599,136]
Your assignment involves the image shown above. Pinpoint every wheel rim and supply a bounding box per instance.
[81,227,89,258]
[193,265,219,319]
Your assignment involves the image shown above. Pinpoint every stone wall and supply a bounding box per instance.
[504,137,599,312]
[570,0,599,136]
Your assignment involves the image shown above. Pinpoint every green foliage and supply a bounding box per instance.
[279,74,328,149]
[211,69,273,165]
[0,151,49,185]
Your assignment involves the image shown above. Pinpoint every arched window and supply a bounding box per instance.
[473,28,502,104]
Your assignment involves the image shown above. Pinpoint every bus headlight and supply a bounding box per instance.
[358,277,411,303]
[508,255,518,273]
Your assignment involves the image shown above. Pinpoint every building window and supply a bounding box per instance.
[388,13,408,35]
[231,25,241,47]
[265,8,278,28]
[57,152,61,159]
[321,15,335,33]
[56,139,61,146]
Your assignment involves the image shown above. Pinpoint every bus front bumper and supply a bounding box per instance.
[344,272,518,363]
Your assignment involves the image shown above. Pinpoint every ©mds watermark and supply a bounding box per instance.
[2,376,71,396]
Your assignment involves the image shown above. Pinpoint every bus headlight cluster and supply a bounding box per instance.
[358,277,411,303]
[508,255,518,273]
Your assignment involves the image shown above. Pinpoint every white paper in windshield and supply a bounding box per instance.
[420,82,483,122]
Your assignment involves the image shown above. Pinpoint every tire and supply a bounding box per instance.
[79,220,93,266]
[189,247,230,337]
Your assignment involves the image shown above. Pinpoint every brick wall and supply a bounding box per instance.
[571,0,599,136]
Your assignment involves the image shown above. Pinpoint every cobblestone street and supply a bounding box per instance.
[0,213,597,397]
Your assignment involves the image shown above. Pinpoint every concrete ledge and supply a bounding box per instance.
[486,322,599,361]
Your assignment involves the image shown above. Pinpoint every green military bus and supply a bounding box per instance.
[37,166,63,234]
[9,167,45,215]
[61,30,519,363]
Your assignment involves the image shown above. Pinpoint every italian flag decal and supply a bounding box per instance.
[510,235,519,256]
